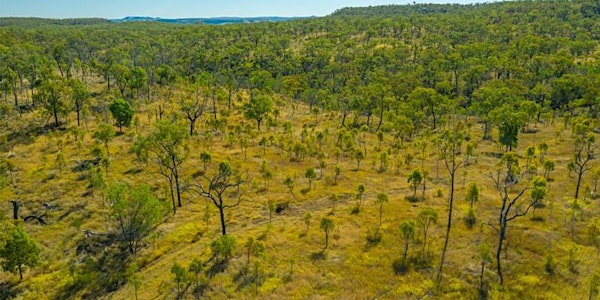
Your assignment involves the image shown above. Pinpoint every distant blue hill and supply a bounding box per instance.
[110,16,308,25]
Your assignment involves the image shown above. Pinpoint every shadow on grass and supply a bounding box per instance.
[56,237,130,300]
[208,259,229,278]
[0,280,21,299]
[310,251,326,261]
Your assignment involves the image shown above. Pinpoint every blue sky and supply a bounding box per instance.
[0,0,489,19]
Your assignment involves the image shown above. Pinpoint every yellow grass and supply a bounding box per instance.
[1,84,599,299]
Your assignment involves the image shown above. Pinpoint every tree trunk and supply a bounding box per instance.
[168,176,176,214]
[437,172,456,287]
[174,167,182,207]
[76,105,81,127]
[219,205,227,235]
[11,82,18,108]
[53,107,60,127]
[189,118,196,135]
[10,201,19,220]
[575,170,583,199]
[496,221,506,285]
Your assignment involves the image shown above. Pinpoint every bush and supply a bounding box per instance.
[211,235,236,261]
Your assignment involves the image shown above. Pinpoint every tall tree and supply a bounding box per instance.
[180,86,205,135]
[490,152,547,284]
[69,78,89,127]
[131,121,189,214]
[568,119,596,199]
[34,78,67,127]
[436,124,465,288]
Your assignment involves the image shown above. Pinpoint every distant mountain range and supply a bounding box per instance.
[110,16,308,25]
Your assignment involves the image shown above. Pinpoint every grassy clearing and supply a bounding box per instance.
[1,87,599,299]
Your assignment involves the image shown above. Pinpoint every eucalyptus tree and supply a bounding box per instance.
[436,124,466,288]
[568,119,596,199]
[490,152,547,284]
[34,78,67,127]
[131,121,190,214]
[106,182,164,254]
[179,85,205,135]
[69,78,89,127]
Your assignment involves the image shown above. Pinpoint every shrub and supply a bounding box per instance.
[211,235,236,261]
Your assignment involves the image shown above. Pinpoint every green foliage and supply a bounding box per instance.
[211,235,236,261]
[109,98,134,133]
[106,182,165,254]
[244,237,265,264]
[0,225,40,280]
[188,257,204,299]
[320,217,334,251]
[400,220,416,260]
[34,78,67,127]
[243,95,272,130]
[305,167,316,189]
[407,168,424,200]
[200,150,212,170]
[376,193,389,226]
[132,121,189,212]
[171,262,189,298]
[93,123,115,156]
[417,208,438,255]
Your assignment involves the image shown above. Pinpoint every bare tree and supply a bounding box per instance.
[568,130,595,199]
[490,152,547,284]
[191,161,245,235]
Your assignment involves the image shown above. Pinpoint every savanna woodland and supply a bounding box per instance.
[1,1,600,299]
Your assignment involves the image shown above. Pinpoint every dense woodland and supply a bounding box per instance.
[1,0,600,299]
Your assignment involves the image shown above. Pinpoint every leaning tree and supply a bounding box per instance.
[490,152,547,284]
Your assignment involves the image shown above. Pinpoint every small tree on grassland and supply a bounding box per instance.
[109,98,134,134]
[320,217,334,251]
[407,168,424,200]
[305,168,316,190]
[0,225,40,280]
[376,193,389,227]
[400,220,416,261]
[106,182,165,254]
